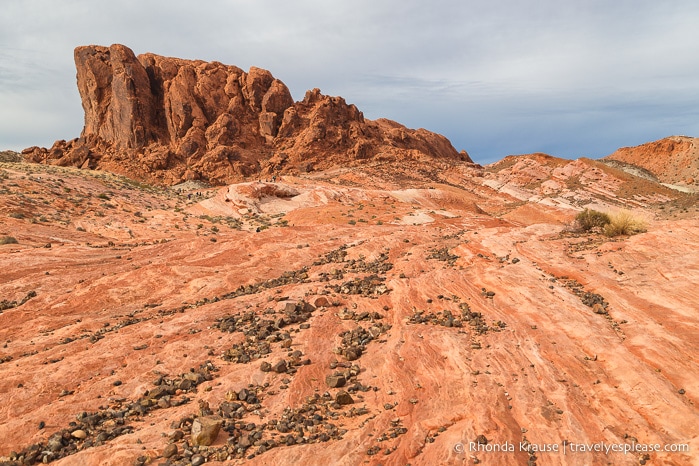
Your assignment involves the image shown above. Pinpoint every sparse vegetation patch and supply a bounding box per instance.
[573,209,610,232]
[603,210,647,237]
[0,235,18,245]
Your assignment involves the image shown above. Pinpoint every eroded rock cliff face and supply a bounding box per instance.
[23,44,470,185]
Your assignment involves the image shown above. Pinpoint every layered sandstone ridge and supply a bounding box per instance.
[604,135,699,187]
[23,44,470,185]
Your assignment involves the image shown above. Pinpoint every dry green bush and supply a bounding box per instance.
[574,209,611,232]
[603,210,647,237]
[0,236,18,244]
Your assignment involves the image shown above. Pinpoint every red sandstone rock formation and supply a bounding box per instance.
[8,43,697,466]
[23,44,470,185]
[604,135,699,186]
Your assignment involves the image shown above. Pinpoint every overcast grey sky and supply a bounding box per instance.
[1,0,698,163]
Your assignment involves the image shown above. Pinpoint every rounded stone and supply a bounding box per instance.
[335,390,354,405]
[162,443,178,458]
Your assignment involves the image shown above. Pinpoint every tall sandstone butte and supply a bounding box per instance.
[24,44,471,185]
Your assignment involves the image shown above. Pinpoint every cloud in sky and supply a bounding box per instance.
[1,0,698,163]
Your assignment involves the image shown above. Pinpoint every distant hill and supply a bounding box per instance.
[604,135,698,186]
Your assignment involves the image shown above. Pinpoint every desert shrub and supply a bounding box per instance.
[603,211,647,237]
[574,209,610,232]
[0,236,18,244]
[0,150,23,163]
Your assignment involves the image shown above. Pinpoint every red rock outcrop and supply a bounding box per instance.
[23,44,470,185]
[604,136,699,186]
[477,152,683,214]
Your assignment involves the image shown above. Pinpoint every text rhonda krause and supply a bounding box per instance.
[468,441,690,455]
